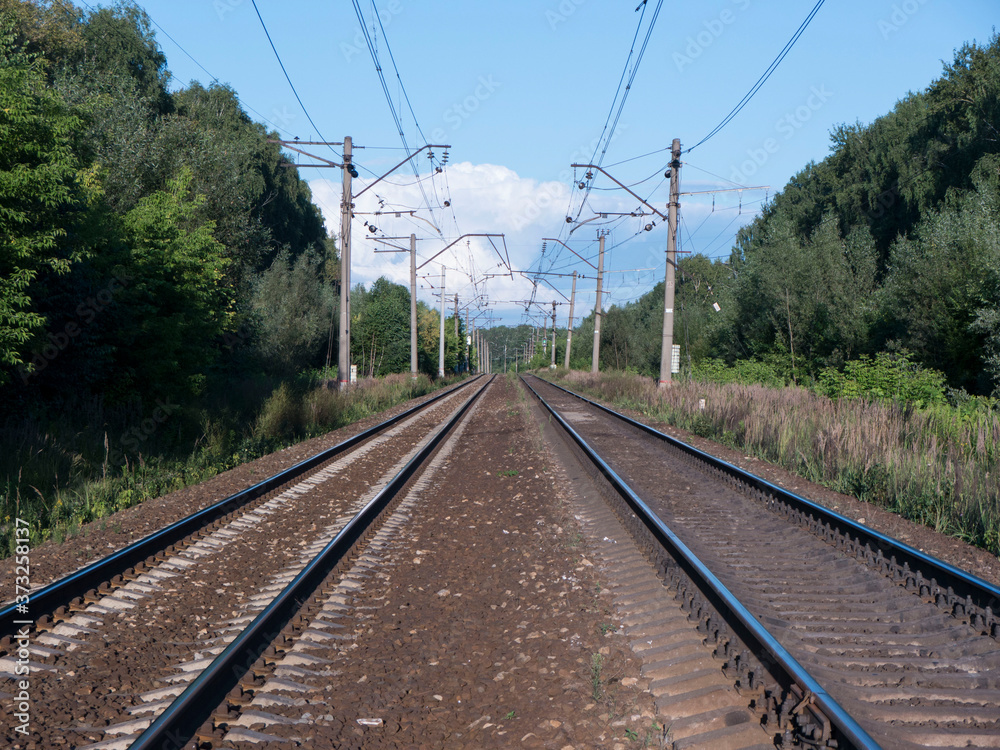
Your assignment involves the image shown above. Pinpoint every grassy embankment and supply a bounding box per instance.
[1,372,449,555]
[546,368,1000,556]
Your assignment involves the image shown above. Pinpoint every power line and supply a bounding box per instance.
[371,4,427,145]
[349,0,442,236]
[687,0,826,153]
[249,0,332,146]
[604,146,671,169]
[572,0,665,224]
[684,161,756,189]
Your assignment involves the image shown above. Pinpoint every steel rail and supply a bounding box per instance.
[0,376,482,639]
[521,375,881,750]
[129,375,493,750]
[531,375,1000,618]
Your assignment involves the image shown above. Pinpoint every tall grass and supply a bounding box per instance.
[554,370,1000,555]
[0,372,441,556]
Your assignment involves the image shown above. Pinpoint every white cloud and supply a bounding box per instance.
[310,161,583,323]
[307,161,750,324]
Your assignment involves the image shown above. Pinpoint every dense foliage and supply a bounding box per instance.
[718,35,1000,394]
[521,34,1000,399]
[0,0,329,401]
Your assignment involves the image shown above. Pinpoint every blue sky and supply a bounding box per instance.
[80,0,996,326]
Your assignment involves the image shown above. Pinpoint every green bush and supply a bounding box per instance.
[816,351,947,406]
[690,358,787,388]
[255,382,304,440]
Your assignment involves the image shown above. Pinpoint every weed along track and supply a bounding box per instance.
[524,374,1000,749]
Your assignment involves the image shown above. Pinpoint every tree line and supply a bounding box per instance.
[0,1,476,402]
[1,0,331,404]
[505,34,1000,397]
[0,0,477,498]
[5,1,998,456]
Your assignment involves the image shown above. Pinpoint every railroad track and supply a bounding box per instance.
[523,374,1000,749]
[0,375,488,749]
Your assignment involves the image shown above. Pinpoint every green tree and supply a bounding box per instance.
[113,168,231,396]
[352,277,410,378]
[675,255,732,367]
[251,247,335,376]
[77,2,169,111]
[879,155,1000,392]
[0,20,84,381]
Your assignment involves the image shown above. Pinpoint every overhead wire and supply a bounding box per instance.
[250,0,334,148]
[684,161,755,189]
[570,0,665,227]
[546,0,665,284]
[604,145,672,170]
[687,0,826,153]
[349,0,442,237]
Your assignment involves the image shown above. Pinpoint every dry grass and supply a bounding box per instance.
[554,370,1000,555]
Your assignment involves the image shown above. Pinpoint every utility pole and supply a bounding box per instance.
[465,307,470,373]
[592,232,606,374]
[454,294,459,340]
[565,270,577,369]
[371,233,420,378]
[410,233,417,378]
[551,301,557,368]
[338,136,354,389]
[571,149,765,387]
[438,267,446,378]
[271,139,451,389]
[659,138,681,388]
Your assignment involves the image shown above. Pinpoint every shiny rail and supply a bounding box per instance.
[522,374,881,750]
[130,374,492,750]
[0,376,482,641]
